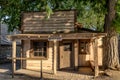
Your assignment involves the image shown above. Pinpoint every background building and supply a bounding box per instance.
[0,23,21,63]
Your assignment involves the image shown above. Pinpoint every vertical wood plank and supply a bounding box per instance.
[74,40,79,70]
[59,41,63,69]
[94,39,99,77]
[12,40,16,78]
[53,40,57,74]
[21,40,24,69]
[20,48,22,69]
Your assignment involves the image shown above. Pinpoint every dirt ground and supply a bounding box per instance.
[95,70,120,80]
[0,63,39,80]
[0,63,120,80]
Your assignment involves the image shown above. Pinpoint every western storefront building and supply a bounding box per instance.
[8,10,106,77]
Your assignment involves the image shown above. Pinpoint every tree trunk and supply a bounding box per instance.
[103,28,120,69]
[103,0,120,70]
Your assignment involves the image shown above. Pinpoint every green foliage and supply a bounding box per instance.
[76,1,105,31]
[0,0,52,31]
[0,0,21,31]
[113,0,120,33]
[0,0,74,31]
[0,0,119,32]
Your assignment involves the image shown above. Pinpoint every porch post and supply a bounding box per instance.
[74,40,79,70]
[53,40,57,74]
[12,39,16,78]
[94,38,99,77]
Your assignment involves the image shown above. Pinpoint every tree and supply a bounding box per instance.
[0,0,120,70]
[103,0,120,70]
[0,0,104,31]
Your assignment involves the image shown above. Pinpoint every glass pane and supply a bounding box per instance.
[40,42,44,46]
[80,41,89,54]
[64,43,72,51]
[44,42,47,46]
[33,42,37,46]
[32,41,47,57]
[38,47,42,51]
[44,47,46,51]
[38,52,42,56]
[34,52,38,56]
[43,52,46,57]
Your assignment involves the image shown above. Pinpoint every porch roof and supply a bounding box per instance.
[7,33,106,40]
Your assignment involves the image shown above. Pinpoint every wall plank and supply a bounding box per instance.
[22,11,75,33]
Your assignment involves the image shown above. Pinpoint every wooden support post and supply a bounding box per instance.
[94,39,99,77]
[12,40,16,78]
[40,59,43,79]
[74,40,79,70]
[20,48,22,69]
[53,40,57,74]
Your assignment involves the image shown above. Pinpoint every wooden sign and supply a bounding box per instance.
[48,36,62,41]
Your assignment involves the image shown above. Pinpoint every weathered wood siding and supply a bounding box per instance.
[22,11,75,33]
[89,38,103,66]
[22,40,30,68]
[78,40,90,66]
[78,38,103,66]
[74,40,79,69]
[23,41,53,71]
[78,54,90,66]
[97,38,103,65]
[22,39,103,70]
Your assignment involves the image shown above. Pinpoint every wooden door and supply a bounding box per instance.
[78,40,90,67]
[59,41,73,69]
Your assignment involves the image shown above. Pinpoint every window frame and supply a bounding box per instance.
[30,40,48,59]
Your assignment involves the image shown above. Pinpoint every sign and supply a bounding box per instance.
[48,36,62,41]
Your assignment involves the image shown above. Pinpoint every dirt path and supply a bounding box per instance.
[0,63,40,80]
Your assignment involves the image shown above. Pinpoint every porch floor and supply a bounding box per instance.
[14,69,93,80]
[78,67,94,75]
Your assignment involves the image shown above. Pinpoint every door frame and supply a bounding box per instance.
[78,39,90,67]
[58,40,74,70]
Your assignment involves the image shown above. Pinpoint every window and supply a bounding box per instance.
[32,41,47,58]
[64,43,72,51]
[80,40,89,54]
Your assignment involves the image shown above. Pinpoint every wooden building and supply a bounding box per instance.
[8,10,106,77]
[0,24,21,63]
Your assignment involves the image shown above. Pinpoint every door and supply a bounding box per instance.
[59,41,73,69]
[78,40,90,67]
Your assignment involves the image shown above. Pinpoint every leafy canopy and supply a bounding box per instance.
[0,0,119,32]
[113,0,120,32]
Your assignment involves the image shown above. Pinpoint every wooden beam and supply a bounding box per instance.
[53,40,57,74]
[8,33,106,40]
[9,57,49,60]
[94,39,99,77]
[12,40,16,78]
[74,40,79,70]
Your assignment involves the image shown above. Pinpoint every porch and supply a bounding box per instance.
[14,68,93,80]
[8,33,106,78]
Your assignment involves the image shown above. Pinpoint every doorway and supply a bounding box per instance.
[59,41,73,70]
[78,40,90,67]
